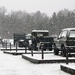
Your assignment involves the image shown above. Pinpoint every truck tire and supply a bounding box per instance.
[62,47,66,56]
[61,44,66,56]
[54,43,59,55]
[54,47,59,55]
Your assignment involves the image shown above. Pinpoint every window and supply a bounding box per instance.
[37,34,43,37]
[69,30,75,37]
[59,30,67,38]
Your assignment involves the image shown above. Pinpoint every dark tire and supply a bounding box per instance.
[61,44,66,56]
[43,49,46,51]
[54,47,59,55]
[28,46,31,50]
[54,44,59,55]
[39,46,41,49]
[34,47,38,51]
[62,47,66,56]
[36,47,38,51]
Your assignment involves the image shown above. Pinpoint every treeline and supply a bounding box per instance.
[0,7,75,38]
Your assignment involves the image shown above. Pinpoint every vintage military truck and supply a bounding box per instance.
[30,30,49,50]
[54,28,75,56]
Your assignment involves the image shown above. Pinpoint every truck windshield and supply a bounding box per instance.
[69,30,75,37]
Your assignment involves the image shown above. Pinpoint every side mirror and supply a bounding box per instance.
[57,36,63,39]
[57,36,60,39]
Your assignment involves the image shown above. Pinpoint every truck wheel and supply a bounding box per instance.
[44,49,46,51]
[54,44,59,55]
[34,47,38,51]
[54,47,59,55]
[54,46,59,55]
[61,46,66,56]
[62,48,66,56]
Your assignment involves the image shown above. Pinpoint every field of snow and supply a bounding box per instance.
[62,63,75,70]
[23,53,75,60]
[0,50,70,75]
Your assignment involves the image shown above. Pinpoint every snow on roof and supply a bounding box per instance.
[62,28,75,31]
[32,30,49,32]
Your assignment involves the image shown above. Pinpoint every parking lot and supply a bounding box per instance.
[0,50,70,75]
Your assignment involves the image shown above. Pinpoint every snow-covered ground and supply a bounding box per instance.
[23,53,75,60]
[0,50,70,75]
[61,63,75,70]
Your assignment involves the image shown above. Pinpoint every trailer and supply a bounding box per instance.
[13,33,26,46]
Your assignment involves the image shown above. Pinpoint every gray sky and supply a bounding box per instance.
[0,0,75,16]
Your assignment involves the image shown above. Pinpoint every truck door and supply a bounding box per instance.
[55,30,68,49]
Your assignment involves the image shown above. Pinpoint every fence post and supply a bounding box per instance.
[6,41,7,50]
[16,43,17,52]
[42,48,44,59]
[10,43,11,51]
[31,44,33,56]
[31,49,33,56]
[41,45,44,59]
[66,48,68,64]
[25,47,27,53]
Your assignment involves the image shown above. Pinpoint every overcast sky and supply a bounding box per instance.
[0,0,75,16]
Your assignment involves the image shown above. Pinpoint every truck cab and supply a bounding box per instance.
[54,28,75,56]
